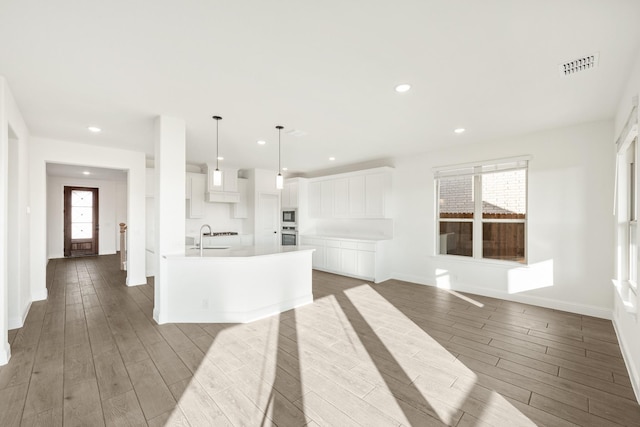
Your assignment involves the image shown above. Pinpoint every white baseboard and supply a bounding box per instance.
[0,342,10,365]
[31,288,48,302]
[391,272,611,319]
[8,300,32,329]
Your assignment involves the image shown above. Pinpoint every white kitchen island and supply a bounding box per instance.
[162,246,314,323]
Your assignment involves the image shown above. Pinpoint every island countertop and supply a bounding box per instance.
[164,245,315,259]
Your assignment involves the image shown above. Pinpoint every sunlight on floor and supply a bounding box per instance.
[168,282,538,426]
[444,289,485,308]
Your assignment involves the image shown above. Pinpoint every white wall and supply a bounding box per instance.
[392,120,614,319]
[0,76,31,364]
[30,137,146,297]
[115,181,127,252]
[612,48,640,402]
[185,202,244,239]
[46,176,123,259]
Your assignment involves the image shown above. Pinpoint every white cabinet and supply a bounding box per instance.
[320,180,334,217]
[357,250,375,278]
[300,237,325,268]
[300,235,391,283]
[308,167,392,219]
[309,181,322,217]
[282,181,299,208]
[365,173,391,217]
[145,168,155,197]
[186,173,206,218]
[341,248,358,276]
[206,166,240,203]
[233,178,249,218]
[333,178,349,218]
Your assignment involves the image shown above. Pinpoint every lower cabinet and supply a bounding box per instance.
[299,236,390,283]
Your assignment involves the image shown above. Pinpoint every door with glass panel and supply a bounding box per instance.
[64,186,99,257]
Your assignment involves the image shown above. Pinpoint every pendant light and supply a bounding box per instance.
[276,125,284,190]
[212,115,222,186]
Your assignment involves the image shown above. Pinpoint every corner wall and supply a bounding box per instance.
[391,120,614,319]
[612,47,640,402]
[0,76,31,363]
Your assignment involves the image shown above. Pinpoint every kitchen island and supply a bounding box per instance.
[162,246,314,323]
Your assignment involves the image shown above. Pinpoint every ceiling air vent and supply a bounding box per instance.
[286,129,307,137]
[559,53,599,76]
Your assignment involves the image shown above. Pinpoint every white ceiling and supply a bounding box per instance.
[1,1,639,175]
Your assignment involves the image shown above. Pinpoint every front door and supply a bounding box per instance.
[64,186,99,257]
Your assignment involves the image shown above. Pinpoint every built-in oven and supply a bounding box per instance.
[282,209,297,224]
[281,226,298,246]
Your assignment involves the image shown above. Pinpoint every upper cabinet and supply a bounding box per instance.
[205,165,240,203]
[145,168,155,197]
[281,181,299,209]
[186,172,206,218]
[307,167,393,219]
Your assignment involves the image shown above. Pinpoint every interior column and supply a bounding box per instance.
[153,116,186,324]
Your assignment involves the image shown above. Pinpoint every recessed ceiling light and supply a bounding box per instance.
[82,171,90,175]
[394,84,411,93]
[87,126,101,133]
[454,128,466,134]
[257,140,266,145]
[282,167,288,171]
[329,157,336,161]
[217,156,224,161]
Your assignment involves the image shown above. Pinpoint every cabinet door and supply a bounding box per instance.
[334,178,349,217]
[357,250,375,278]
[348,176,366,217]
[223,169,238,192]
[308,181,322,218]
[365,173,389,217]
[281,184,290,208]
[186,174,205,218]
[341,248,358,275]
[312,245,325,269]
[325,247,340,271]
[145,168,155,197]
[320,180,334,217]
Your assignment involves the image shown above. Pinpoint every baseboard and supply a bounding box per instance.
[0,342,10,365]
[391,272,612,319]
[8,300,32,329]
[31,288,48,302]
[612,316,640,404]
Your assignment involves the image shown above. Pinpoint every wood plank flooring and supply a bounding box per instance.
[0,254,638,426]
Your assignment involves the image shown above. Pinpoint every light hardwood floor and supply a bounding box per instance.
[1,254,639,426]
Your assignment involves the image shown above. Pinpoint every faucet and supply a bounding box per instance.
[199,224,212,256]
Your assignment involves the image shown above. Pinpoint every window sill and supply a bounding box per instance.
[612,279,638,315]
[433,254,527,268]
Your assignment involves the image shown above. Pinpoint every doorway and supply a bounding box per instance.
[256,192,280,246]
[64,186,99,257]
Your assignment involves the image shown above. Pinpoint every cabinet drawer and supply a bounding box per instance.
[357,242,376,251]
[340,241,358,250]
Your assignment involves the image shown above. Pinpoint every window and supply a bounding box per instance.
[436,158,528,263]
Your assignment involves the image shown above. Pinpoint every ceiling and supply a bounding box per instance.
[1,1,639,176]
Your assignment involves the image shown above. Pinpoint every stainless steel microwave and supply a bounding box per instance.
[282,209,296,223]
